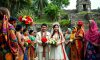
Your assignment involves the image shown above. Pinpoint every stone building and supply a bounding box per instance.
[76,0,91,12]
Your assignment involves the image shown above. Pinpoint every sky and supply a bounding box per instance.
[65,0,100,10]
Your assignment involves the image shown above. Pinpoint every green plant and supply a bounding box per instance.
[45,3,59,21]
[59,19,71,27]
[16,8,34,19]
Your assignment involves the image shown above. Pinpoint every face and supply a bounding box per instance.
[13,21,17,28]
[66,30,68,34]
[53,25,59,32]
[24,31,29,36]
[72,27,77,33]
[77,25,81,29]
[21,27,23,32]
[41,26,47,32]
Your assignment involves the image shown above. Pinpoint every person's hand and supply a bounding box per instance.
[56,42,61,47]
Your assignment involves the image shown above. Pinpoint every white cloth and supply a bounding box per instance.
[49,34,69,60]
[35,31,51,60]
[49,22,69,60]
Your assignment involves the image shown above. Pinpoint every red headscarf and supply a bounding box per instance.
[77,20,83,26]
[84,20,99,45]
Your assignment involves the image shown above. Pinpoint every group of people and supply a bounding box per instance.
[0,7,100,60]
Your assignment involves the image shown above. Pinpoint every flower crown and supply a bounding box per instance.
[18,16,33,25]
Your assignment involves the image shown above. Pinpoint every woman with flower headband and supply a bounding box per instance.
[0,7,18,60]
[49,22,69,60]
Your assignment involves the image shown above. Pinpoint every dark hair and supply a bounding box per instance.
[23,28,28,34]
[16,24,22,31]
[51,24,60,38]
[0,7,10,20]
[41,23,47,27]
[9,17,17,22]
[29,30,33,34]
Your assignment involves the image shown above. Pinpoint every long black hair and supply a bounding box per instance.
[51,24,60,38]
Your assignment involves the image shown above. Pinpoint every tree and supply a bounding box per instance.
[0,0,33,16]
[45,3,59,21]
[33,0,48,18]
[50,0,69,8]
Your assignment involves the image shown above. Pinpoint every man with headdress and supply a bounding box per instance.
[35,23,51,60]
[75,20,84,60]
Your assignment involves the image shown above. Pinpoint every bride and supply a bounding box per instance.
[49,22,69,60]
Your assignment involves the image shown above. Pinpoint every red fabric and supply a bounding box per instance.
[77,20,83,26]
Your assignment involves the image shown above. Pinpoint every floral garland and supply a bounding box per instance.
[18,16,33,25]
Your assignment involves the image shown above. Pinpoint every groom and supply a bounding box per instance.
[36,23,50,60]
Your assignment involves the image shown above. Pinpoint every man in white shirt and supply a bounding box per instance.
[36,24,50,60]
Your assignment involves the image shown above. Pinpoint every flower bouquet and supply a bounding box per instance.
[18,16,34,28]
[41,37,47,47]
[49,38,57,46]
[24,39,32,47]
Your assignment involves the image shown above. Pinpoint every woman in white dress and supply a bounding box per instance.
[49,22,69,60]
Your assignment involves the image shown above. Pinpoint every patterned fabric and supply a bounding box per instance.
[75,28,84,60]
[85,42,96,60]
[0,15,15,60]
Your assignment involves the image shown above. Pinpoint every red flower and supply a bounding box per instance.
[41,37,47,43]
[27,39,31,44]
[25,20,30,24]
[18,16,22,22]
[25,16,33,24]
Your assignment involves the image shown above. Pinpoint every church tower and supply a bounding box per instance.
[76,0,91,12]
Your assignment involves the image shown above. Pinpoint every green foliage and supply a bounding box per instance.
[60,10,69,19]
[45,3,59,20]
[59,19,71,27]
[98,7,100,13]
[16,8,34,19]
[78,11,96,15]
[50,0,69,8]
[33,0,48,18]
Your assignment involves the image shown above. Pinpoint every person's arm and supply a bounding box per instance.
[57,34,65,46]
[9,30,18,55]
[35,33,42,44]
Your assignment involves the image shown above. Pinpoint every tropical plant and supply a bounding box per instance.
[33,0,48,18]
[16,8,34,19]
[45,3,59,21]
[50,0,69,8]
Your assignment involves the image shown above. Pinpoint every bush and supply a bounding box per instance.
[16,8,34,19]
[45,3,59,21]
[59,19,71,27]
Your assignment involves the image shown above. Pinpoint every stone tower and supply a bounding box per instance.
[76,0,91,12]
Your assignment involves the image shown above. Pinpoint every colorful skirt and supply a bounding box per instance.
[85,42,97,60]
